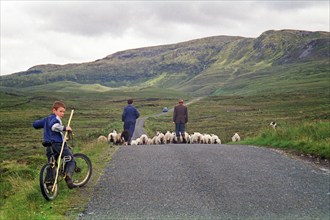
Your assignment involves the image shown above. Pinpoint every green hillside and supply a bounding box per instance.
[1,29,329,96]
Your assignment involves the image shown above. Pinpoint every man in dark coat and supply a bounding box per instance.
[173,99,188,143]
[122,99,140,144]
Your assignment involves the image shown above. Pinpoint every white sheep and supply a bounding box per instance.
[202,134,212,144]
[211,134,221,144]
[171,132,178,143]
[139,134,149,145]
[164,131,174,144]
[190,132,202,144]
[114,133,123,145]
[156,132,165,144]
[180,132,190,143]
[131,140,138,145]
[232,133,241,142]
[107,129,117,143]
[97,135,108,143]
[151,136,159,145]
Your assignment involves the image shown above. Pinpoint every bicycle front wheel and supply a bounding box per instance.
[72,153,92,187]
[39,164,59,201]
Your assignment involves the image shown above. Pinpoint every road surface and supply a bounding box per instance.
[78,144,329,219]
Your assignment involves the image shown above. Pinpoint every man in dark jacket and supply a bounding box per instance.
[173,99,188,143]
[122,99,140,144]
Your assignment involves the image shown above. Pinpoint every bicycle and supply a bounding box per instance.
[39,109,92,201]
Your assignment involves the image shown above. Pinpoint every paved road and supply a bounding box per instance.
[78,144,329,219]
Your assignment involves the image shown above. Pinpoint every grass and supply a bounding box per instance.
[242,121,330,158]
[0,139,118,220]
[0,83,329,219]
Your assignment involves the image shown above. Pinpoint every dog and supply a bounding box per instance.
[120,130,130,145]
[270,121,277,129]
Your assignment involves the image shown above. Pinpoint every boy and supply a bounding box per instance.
[33,101,75,189]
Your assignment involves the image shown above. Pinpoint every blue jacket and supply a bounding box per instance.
[33,114,67,143]
[122,105,140,123]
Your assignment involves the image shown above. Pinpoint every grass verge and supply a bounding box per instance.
[241,121,330,159]
[0,141,118,220]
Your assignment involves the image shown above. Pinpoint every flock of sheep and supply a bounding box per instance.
[97,121,278,145]
[97,130,242,145]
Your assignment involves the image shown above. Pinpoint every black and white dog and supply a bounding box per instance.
[270,121,277,129]
[120,130,130,145]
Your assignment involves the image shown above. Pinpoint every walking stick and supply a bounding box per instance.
[52,109,74,192]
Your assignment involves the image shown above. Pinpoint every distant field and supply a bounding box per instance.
[0,83,329,160]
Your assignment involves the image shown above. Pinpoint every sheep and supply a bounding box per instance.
[139,134,149,145]
[131,139,139,145]
[114,132,123,145]
[156,131,165,144]
[270,121,277,129]
[180,132,190,143]
[191,132,203,144]
[232,133,241,142]
[97,135,108,143]
[211,134,221,144]
[151,135,159,145]
[164,131,174,144]
[107,129,117,143]
[202,134,212,144]
[186,134,191,144]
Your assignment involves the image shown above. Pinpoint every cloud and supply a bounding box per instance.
[1,1,329,75]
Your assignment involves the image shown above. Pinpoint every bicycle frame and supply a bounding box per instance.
[52,109,74,192]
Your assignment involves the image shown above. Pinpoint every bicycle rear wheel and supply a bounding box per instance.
[39,164,59,201]
[72,153,92,187]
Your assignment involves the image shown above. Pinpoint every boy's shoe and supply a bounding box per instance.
[45,181,54,191]
[65,176,74,189]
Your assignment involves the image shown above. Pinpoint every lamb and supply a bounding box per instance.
[97,135,108,143]
[107,129,117,143]
[270,121,277,129]
[211,134,221,144]
[232,133,241,142]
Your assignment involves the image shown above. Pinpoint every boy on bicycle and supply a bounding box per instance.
[33,101,75,189]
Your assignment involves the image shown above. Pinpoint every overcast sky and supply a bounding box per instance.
[1,1,329,76]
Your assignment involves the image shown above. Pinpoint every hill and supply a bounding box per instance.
[1,29,329,96]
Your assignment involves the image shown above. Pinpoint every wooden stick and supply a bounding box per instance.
[52,109,74,192]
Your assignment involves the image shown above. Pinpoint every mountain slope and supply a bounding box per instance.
[1,29,329,96]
